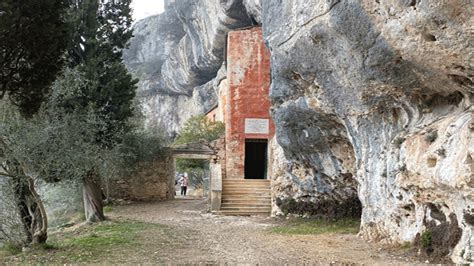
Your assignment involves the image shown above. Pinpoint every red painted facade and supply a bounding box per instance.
[224,27,274,179]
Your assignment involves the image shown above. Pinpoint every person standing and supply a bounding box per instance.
[179,174,188,196]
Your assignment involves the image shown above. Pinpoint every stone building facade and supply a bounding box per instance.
[205,27,274,213]
[207,27,274,181]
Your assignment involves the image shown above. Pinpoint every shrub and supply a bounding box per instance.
[425,130,438,143]
[420,230,432,248]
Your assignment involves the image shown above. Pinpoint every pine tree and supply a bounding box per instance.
[67,0,136,145]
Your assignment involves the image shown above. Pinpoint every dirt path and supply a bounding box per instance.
[109,198,416,264]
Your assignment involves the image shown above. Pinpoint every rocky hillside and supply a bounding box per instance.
[123,0,473,263]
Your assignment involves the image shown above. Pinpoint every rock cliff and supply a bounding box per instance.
[124,0,473,263]
[123,1,254,136]
[263,0,472,262]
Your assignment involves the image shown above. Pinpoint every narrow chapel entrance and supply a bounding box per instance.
[244,139,268,179]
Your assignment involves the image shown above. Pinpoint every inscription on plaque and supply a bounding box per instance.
[245,118,269,134]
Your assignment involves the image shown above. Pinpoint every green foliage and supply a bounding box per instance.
[425,130,438,143]
[0,243,21,256]
[103,205,113,213]
[0,68,117,183]
[0,0,69,116]
[66,0,134,65]
[65,0,137,145]
[400,241,412,250]
[66,223,138,248]
[392,136,406,148]
[176,159,208,188]
[0,177,27,247]
[421,230,432,248]
[271,218,360,235]
[174,115,225,146]
[0,0,140,246]
[176,159,207,170]
[117,130,166,175]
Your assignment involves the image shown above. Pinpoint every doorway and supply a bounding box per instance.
[244,139,268,179]
[175,158,210,198]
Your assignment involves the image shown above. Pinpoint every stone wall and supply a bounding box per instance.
[38,181,83,227]
[106,156,174,202]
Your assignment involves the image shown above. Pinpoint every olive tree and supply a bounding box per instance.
[0,0,69,246]
[0,69,119,238]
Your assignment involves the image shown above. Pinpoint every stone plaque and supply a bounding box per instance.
[245,118,269,134]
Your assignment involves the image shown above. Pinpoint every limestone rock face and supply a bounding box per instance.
[124,0,473,262]
[123,1,253,136]
[262,0,473,263]
[243,0,262,24]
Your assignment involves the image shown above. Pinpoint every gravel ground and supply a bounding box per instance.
[109,198,418,264]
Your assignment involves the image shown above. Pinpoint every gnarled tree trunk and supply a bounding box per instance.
[82,170,105,222]
[12,170,48,245]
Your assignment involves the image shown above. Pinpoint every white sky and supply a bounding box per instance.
[131,0,165,21]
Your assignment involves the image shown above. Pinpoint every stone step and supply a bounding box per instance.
[223,186,269,189]
[223,184,270,188]
[220,207,271,211]
[222,198,271,203]
[221,203,271,207]
[222,194,271,198]
[216,210,271,216]
[222,189,270,193]
[222,186,269,189]
[223,187,270,190]
[221,202,270,208]
[222,182,270,185]
[221,179,271,216]
[221,199,271,203]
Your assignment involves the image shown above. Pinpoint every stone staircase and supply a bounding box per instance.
[220,179,271,216]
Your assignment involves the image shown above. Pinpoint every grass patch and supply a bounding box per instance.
[0,243,22,256]
[103,205,113,213]
[1,220,174,264]
[271,217,360,235]
[420,230,432,248]
[64,222,149,249]
[400,241,412,250]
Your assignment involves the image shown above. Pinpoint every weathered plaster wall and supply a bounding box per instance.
[225,27,274,179]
